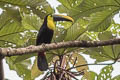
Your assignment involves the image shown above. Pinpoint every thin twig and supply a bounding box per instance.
[65,54,72,69]
[68,61,116,70]
[57,67,79,80]
[73,57,77,67]
[53,60,59,76]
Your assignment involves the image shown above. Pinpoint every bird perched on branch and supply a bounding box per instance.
[36,14,74,71]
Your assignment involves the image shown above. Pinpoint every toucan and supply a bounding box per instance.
[36,14,74,71]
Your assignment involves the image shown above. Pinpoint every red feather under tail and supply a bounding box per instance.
[37,52,48,71]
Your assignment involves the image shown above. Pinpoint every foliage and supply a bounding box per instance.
[0,0,120,80]
[84,65,120,80]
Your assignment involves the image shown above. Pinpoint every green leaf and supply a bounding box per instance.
[53,28,67,42]
[0,0,46,7]
[82,71,98,80]
[0,12,26,47]
[57,0,120,21]
[98,31,119,59]
[52,18,88,55]
[98,31,113,40]
[112,75,120,80]
[22,14,42,30]
[74,0,119,18]
[0,0,53,19]
[58,0,83,9]
[46,52,55,63]
[57,5,69,14]
[58,21,73,29]
[113,45,120,58]
[13,31,37,63]
[97,65,113,80]
[88,9,118,32]
[5,7,22,23]
[53,18,88,55]
[89,71,98,80]
[14,54,36,64]
[31,1,53,19]
[103,46,115,59]
[85,45,120,62]
[70,53,90,79]
[84,31,120,62]
[31,58,43,79]
[85,47,111,62]
[6,57,32,80]
[65,19,87,41]
[98,31,115,59]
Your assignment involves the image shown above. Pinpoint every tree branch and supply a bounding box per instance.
[0,38,120,56]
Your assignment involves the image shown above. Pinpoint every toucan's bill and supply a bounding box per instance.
[53,14,74,22]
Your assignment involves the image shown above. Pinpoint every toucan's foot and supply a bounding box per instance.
[27,45,35,49]
[42,43,46,48]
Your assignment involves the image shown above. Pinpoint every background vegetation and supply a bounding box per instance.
[0,0,120,80]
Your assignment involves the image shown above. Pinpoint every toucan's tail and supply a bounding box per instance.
[37,52,48,71]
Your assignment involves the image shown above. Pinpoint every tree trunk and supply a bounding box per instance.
[0,56,4,80]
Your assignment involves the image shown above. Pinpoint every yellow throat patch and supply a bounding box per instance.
[47,15,55,30]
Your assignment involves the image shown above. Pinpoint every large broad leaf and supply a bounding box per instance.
[0,6,21,25]
[51,18,88,55]
[58,0,83,9]
[52,18,88,55]
[6,57,32,80]
[53,27,67,42]
[74,0,119,18]
[87,71,98,80]
[113,45,120,59]
[98,31,120,59]
[22,14,42,30]
[0,0,53,19]
[83,66,120,80]
[14,54,36,64]
[0,5,25,46]
[5,7,22,23]
[64,19,87,41]
[70,53,90,79]
[31,1,53,19]
[84,31,120,62]
[83,66,114,80]
[46,52,56,64]
[0,0,51,9]
[13,31,37,63]
[31,58,43,79]
[0,0,44,6]
[88,8,119,32]
[56,5,69,14]
[97,65,113,80]
[112,75,120,80]
[57,0,120,21]
[85,47,112,62]
[99,32,115,58]
[58,19,88,54]
[98,31,113,40]
[0,12,26,47]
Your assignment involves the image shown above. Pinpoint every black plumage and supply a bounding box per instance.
[36,14,74,71]
[36,15,54,71]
